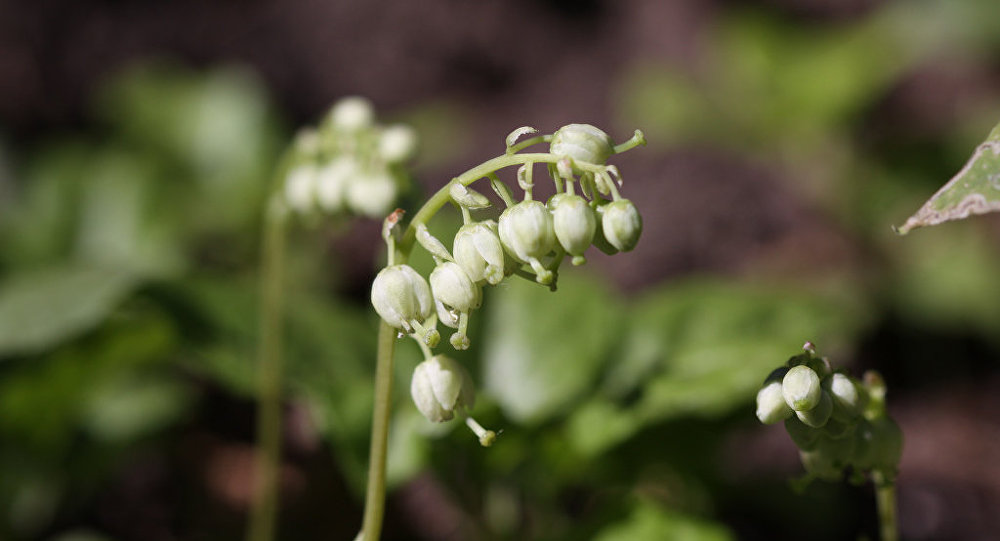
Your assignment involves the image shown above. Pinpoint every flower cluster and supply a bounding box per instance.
[756,343,903,483]
[282,97,416,218]
[370,123,646,442]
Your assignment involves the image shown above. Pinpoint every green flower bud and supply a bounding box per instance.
[329,96,374,131]
[498,200,556,284]
[370,264,432,332]
[347,172,397,218]
[601,199,642,252]
[378,124,417,163]
[824,373,863,422]
[756,380,793,425]
[315,157,357,212]
[453,221,506,285]
[783,365,822,412]
[550,194,596,265]
[430,262,481,312]
[785,416,821,451]
[410,355,475,423]
[796,390,833,428]
[549,124,614,165]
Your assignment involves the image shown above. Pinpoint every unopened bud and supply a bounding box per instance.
[371,264,432,332]
[825,373,863,422]
[551,194,596,265]
[329,96,374,131]
[453,221,506,285]
[601,199,642,252]
[550,124,615,165]
[378,124,417,162]
[430,262,481,312]
[410,355,475,423]
[782,365,822,412]
[315,157,357,212]
[796,391,833,428]
[347,172,397,218]
[284,164,318,213]
[757,380,794,425]
[498,200,556,284]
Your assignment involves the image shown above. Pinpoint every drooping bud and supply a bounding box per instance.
[347,172,397,218]
[796,390,833,428]
[498,200,556,284]
[378,124,417,163]
[315,157,357,212]
[550,124,615,165]
[756,380,794,425]
[782,365,822,412]
[453,221,506,285]
[329,96,374,131]
[410,355,475,423]
[370,264,432,333]
[550,194,596,265]
[430,262,481,312]
[600,199,642,252]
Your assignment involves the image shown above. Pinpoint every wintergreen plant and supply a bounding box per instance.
[756,342,902,541]
[249,97,416,541]
[359,123,646,541]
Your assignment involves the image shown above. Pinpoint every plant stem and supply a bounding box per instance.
[872,470,898,541]
[247,195,289,541]
[358,321,398,541]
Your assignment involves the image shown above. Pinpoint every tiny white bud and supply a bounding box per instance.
[329,96,374,131]
[430,262,481,312]
[551,194,596,265]
[826,373,863,422]
[601,199,642,252]
[371,264,433,332]
[284,164,318,213]
[347,172,398,218]
[453,221,506,285]
[756,380,793,425]
[314,157,357,212]
[782,365,822,412]
[378,124,417,162]
[410,355,476,423]
[549,124,614,165]
[498,200,556,284]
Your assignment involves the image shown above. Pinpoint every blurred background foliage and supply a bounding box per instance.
[2,0,1000,540]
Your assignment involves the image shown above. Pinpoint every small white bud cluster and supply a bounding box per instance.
[755,343,903,483]
[282,96,417,219]
[371,123,647,444]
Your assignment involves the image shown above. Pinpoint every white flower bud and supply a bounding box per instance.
[370,264,432,332]
[329,96,374,131]
[756,380,793,425]
[549,124,614,165]
[410,355,475,423]
[825,373,863,422]
[314,157,357,212]
[347,172,397,218]
[453,221,506,285]
[498,200,556,283]
[601,199,642,252]
[782,365,822,412]
[284,164,319,213]
[796,390,833,428]
[551,194,596,265]
[430,262,481,312]
[378,124,417,163]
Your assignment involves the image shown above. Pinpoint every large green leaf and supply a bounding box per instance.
[896,121,1000,234]
[482,271,623,425]
[0,266,137,357]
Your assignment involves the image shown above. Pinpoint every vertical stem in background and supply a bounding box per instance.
[358,321,398,541]
[872,470,898,541]
[247,195,288,541]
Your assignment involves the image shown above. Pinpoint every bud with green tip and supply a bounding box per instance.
[600,199,642,252]
[498,200,556,284]
[453,221,507,285]
[550,194,596,265]
[825,373,863,422]
[410,355,476,423]
[371,264,433,333]
[796,390,833,428]
[430,262,481,313]
[782,365,822,412]
[549,124,615,165]
[756,380,793,425]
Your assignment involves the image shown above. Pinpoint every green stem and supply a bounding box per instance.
[358,321,398,541]
[247,194,289,541]
[872,470,898,541]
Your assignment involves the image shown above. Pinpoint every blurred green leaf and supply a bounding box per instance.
[593,500,734,541]
[482,271,623,424]
[897,121,1000,234]
[81,376,192,442]
[569,280,869,456]
[0,266,137,357]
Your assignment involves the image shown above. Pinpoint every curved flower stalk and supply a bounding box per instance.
[359,123,646,541]
[756,342,903,541]
[249,97,416,541]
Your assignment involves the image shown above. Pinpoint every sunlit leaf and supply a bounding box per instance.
[896,121,1000,234]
